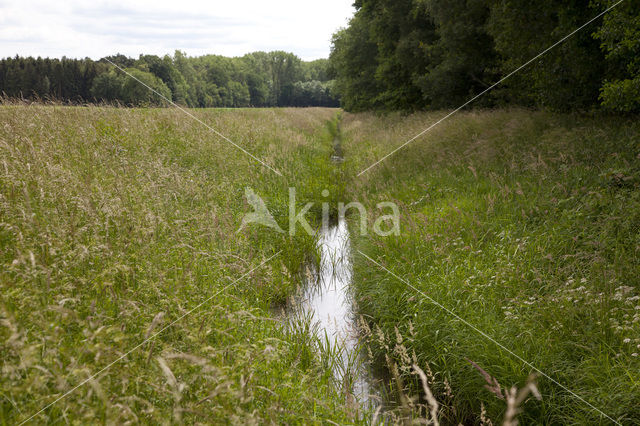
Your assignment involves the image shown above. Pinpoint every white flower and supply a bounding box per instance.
[624,338,631,343]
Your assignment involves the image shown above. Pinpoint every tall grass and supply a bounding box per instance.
[341,108,640,424]
[0,105,355,423]
[5,104,636,424]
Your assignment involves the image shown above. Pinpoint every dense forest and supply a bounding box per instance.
[0,51,339,107]
[3,2,638,112]
[328,0,640,112]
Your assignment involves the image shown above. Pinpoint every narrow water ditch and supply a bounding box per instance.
[286,218,378,410]
[283,116,383,416]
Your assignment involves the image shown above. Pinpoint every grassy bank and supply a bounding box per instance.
[5,104,639,424]
[341,109,640,424]
[0,105,352,423]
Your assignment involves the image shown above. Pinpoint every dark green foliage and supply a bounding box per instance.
[0,56,102,101]
[89,71,122,102]
[418,0,497,108]
[329,0,640,112]
[89,68,172,106]
[329,15,381,111]
[330,0,492,111]
[487,0,605,110]
[291,81,338,107]
[593,0,640,112]
[0,51,338,107]
[120,68,173,105]
[303,59,331,81]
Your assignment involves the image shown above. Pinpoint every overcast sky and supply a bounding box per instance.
[0,0,355,61]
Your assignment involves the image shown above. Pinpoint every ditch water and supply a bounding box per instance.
[284,217,380,414]
[284,124,382,416]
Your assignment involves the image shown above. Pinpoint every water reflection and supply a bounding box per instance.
[287,218,377,410]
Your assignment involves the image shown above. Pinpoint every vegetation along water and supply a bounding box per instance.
[2,0,640,424]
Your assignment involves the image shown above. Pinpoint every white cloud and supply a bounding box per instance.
[0,0,354,60]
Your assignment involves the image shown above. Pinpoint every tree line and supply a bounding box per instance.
[328,0,640,112]
[0,51,339,107]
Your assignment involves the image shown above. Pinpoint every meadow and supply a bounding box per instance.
[0,104,351,424]
[341,109,640,424]
[2,104,639,425]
